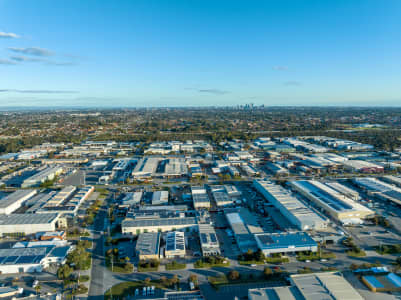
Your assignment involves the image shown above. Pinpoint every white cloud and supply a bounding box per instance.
[0,31,20,38]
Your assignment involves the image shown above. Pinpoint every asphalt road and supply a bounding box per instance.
[88,207,107,300]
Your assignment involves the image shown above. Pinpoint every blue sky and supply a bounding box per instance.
[1,0,401,107]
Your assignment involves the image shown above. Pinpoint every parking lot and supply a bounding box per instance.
[210,212,240,259]
[347,224,401,248]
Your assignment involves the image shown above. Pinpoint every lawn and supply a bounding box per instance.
[297,251,336,262]
[194,261,230,269]
[105,257,133,273]
[264,257,289,264]
[104,280,166,299]
[165,261,186,270]
[208,272,287,289]
[346,250,366,257]
[238,260,265,265]
[137,266,159,272]
[375,244,401,255]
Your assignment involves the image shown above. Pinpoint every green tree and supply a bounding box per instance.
[57,264,73,280]
[228,270,240,281]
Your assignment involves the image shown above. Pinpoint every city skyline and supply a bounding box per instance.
[1,0,401,107]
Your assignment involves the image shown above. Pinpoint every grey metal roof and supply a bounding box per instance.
[0,189,36,208]
[0,213,59,225]
[122,217,196,228]
[136,232,160,256]
[291,272,364,300]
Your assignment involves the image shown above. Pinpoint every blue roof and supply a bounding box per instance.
[49,246,70,258]
[387,273,401,288]
[363,276,384,289]
[256,232,317,250]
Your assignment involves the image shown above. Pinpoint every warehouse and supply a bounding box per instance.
[290,180,373,224]
[381,175,401,188]
[225,208,263,252]
[45,185,76,207]
[0,189,37,215]
[198,224,221,256]
[210,186,233,207]
[0,213,60,237]
[135,232,160,260]
[362,273,401,293]
[353,177,393,195]
[25,192,56,213]
[132,157,160,179]
[342,160,384,173]
[164,231,186,258]
[21,166,63,188]
[37,186,94,216]
[249,272,364,300]
[224,185,241,198]
[152,190,169,205]
[120,192,143,207]
[162,158,188,178]
[265,162,289,176]
[254,231,318,256]
[0,245,71,274]
[226,165,240,177]
[253,180,328,230]
[241,164,259,176]
[353,177,401,205]
[191,186,210,209]
[325,181,360,201]
[122,216,197,235]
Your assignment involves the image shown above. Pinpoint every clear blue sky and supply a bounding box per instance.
[1,0,401,107]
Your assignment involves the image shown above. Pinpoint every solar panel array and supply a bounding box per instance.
[0,247,50,265]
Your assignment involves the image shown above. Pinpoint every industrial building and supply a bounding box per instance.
[283,138,329,153]
[241,164,260,176]
[0,213,60,237]
[324,181,360,201]
[112,158,134,171]
[135,232,161,260]
[132,157,161,179]
[342,160,384,173]
[224,185,241,198]
[45,185,76,207]
[0,189,37,215]
[248,272,364,300]
[120,192,143,208]
[21,166,63,188]
[152,190,169,205]
[225,208,263,252]
[353,177,401,205]
[191,186,210,209]
[0,245,71,274]
[226,165,240,177]
[381,175,401,188]
[210,185,233,207]
[253,180,328,230]
[289,180,373,224]
[0,286,23,298]
[254,231,318,256]
[122,216,197,235]
[37,186,94,216]
[162,158,188,178]
[198,224,221,256]
[362,273,401,293]
[314,136,374,151]
[265,162,289,176]
[164,231,186,258]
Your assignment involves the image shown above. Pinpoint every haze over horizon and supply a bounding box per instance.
[1,0,401,107]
